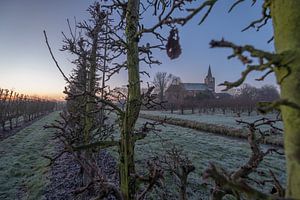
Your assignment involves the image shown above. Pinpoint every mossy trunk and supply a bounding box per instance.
[271,1,300,198]
[120,0,141,199]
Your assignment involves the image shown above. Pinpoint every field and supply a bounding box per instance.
[110,115,286,199]
[0,112,58,200]
[0,112,286,199]
[140,110,283,129]
[140,110,284,146]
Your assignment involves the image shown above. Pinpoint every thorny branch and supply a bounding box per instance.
[242,0,271,32]
[209,39,291,91]
[203,117,285,199]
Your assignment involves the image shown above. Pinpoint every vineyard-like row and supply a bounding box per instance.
[0,88,56,131]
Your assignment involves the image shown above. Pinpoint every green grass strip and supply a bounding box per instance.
[0,112,59,200]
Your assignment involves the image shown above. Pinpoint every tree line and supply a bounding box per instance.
[152,71,280,115]
[0,88,56,131]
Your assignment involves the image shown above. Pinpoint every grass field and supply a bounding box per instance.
[0,112,58,200]
[140,110,283,129]
[109,117,286,199]
[140,110,283,146]
[0,111,286,199]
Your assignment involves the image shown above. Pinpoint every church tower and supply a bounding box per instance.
[204,65,215,92]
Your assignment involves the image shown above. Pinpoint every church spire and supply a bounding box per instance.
[204,65,215,92]
[207,65,212,77]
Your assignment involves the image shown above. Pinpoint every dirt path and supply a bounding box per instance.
[0,112,59,200]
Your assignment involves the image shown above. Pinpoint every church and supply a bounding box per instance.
[165,66,215,102]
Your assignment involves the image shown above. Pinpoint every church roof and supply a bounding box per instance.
[181,83,208,91]
[166,84,183,92]
[207,65,212,77]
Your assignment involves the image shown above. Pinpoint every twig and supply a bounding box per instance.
[43,30,70,83]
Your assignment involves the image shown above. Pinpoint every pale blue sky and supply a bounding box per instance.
[0,0,276,99]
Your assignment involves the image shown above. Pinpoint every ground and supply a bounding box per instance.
[140,110,283,129]
[129,118,285,199]
[0,111,286,199]
[0,112,58,200]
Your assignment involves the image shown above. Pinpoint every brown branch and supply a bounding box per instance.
[256,69,273,81]
[258,99,300,114]
[210,39,276,61]
[211,39,284,90]
[269,170,285,197]
[228,0,245,13]
[72,140,119,151]
[203,163,285,200]
[43,30,70,83]
[137,0,217,37]
[242,0,271,32]
[42,150,68,167]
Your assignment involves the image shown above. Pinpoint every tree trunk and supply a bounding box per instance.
[82,21,99,187]
[9,119,12,130]
[271,1,300,198]
[179,177,187,200]
[120,0,140,199]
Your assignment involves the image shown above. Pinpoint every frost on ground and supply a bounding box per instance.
[0,111,118,200]
[108,117,286,199]
[140,110,283,129]
[140,110,283,146]
[0,116,45,141]
[0,112,59,200]
[44,148,118,200]
[0,111,286,200]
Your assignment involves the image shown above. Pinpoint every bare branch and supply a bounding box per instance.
[43,30,70,83]
[258,99,300,114]
[242,0,271,32]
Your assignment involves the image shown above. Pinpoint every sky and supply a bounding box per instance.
[0,0,276,100]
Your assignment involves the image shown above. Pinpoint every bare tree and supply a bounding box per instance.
[44,3,123,199]
[153,72,176,102]
[0,88,55,133]
[257,85,280,102]
[239,84,259,101]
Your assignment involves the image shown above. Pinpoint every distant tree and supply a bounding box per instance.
[171,76,182,85]
[238,84,279,103]
[257,84,280,101]
[0,88,55,132]
[239,84,259,101]
[164,78,184,112]
[153,72,177,102]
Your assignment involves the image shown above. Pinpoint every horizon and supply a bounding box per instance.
[0,0,277,99]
